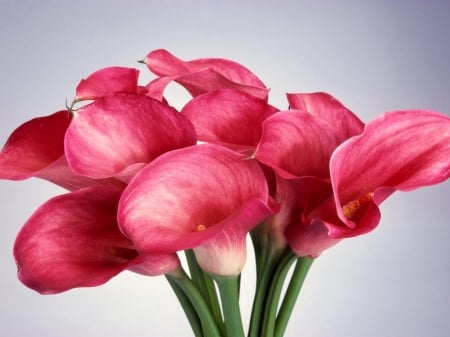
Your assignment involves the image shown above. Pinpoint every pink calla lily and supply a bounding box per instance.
[287,92,364,143]
[329,110,450,236]
[255,110,339,179]
[280,177,341,257]
[0,111,124,190]
[142,49,269,100]
[65,93,196,181]
[283,110,450,257]
[0,111,70,180]
[75,66,140,102]
[118,144,274,276]
[14,186,180,294]
[181,89,278,153]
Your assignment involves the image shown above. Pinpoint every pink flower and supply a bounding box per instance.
[274,110,450,257]
[181,88,278,154]
[14,186,179,294]
[286,92,364,143]
[74,66,141,102]
[327,109,450,237]
[142,49,269,101]
[0,110,123,190]
[118,144,274,276]
[256,93,450,257]
[65,93,196,182]
[0,68,196,188]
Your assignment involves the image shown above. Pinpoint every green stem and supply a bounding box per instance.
[261,250,297,337]
[166,275,204,337]
[166,269,223,337]
[250,230,266,277]
[185,250,224,332]
[213,275,245,337]
[275,257,314,337]
[248,248,283,337]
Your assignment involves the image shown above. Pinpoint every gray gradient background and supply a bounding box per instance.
[0,1,449,336]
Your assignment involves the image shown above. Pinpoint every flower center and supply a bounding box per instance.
[196,224,207,232]
[342,193,373,219]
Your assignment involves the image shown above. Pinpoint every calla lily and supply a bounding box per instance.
[75,66,140,102]
[287,92,364,143]
[65,93,196,181]
[0,111,124,190]
[14,186,180,294]
[118,144,274,276]
[329,110,450,236]
[181,89,278,153]
[0,111,69,180]
[255,110,339,179]
[282,110,450,257]
[142,49,269,100]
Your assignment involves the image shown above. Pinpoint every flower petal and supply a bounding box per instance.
[13,187,178,294]
[287,92,364,143]
[143,49,269,99]
[181,89,278,151]
[275,177,339,257]
[118,144,273,275]
[255,110,339,179]
[65,93,196,179]
[194,198,273,275]
[75,66,139,101]
[330,110,450,236]
[285,219,341,258]
[35,155,126,190]
[0,111,71,180]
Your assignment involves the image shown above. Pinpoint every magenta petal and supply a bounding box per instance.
[144,49,269,99]
[0,111,125,189]
[14,187,138,294]
[330,110,450,235]
[181,89,278,149]
[276,177,338,256]
[172,68,269,100]
[128,253,181,276]
[0,111,71,180]
[287,92,364,143]
[118,144,273,275]
[145,76,175,101]
[285,219,341,258]
[35,155,125,190]
[193,198,273,275]
[75,66,139,101]
[255,110,339,179]
[65,93,196,179]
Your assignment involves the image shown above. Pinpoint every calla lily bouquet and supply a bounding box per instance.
[1,49,449,337]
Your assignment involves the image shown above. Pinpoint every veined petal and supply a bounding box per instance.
[276,176,338,257]
[65,93,196,179]
[145,76,175,102]
[13,187,178,294]
[75,66,139,101]
[181,89,278,149]
[285,219,341,258]
[35,156,126,190]
[0,111,126,190]
[0,111,71,180]
[143,49,269,99]
[118,144,273,275]
[171,68,269,100]
[128,254,181,277]
[330,110,450,236]
[287,92,364,143]
[194,198,273,275]
[255,110,339,179]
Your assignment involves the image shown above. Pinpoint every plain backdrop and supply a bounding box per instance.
[0,1,449,336]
